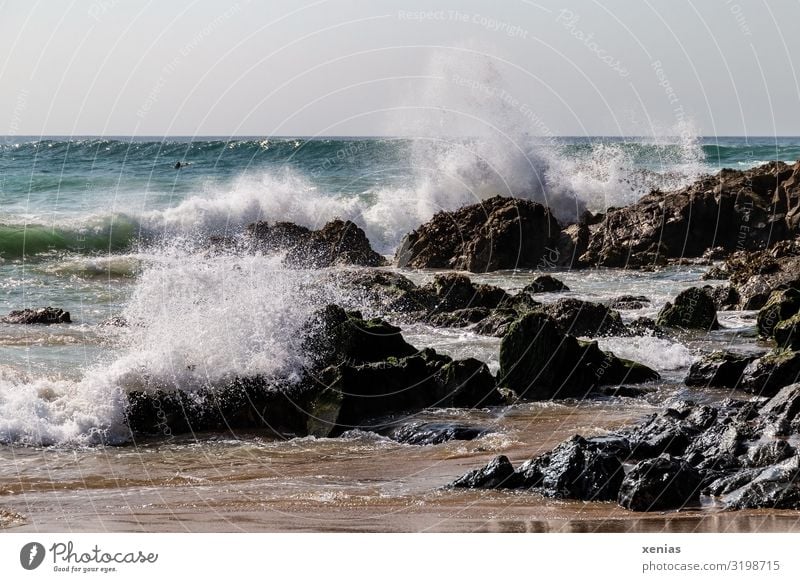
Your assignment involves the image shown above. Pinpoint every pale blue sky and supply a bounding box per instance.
[1,0,798,136]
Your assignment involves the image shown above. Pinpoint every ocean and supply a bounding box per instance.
[1,135,799,532]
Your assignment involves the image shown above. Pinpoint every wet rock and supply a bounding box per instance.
[427,308,491,328]
[581,162,800,268]
[684,351,756,389]
[774,314,800,350]
[627,317,665,337]
[2,307,71,324]
[521,275,569,294]
[423,273,511,312]
[332,270,435,315]
[757,287,800,339]
[705,242,800,309]
[618,454,703,511]
[382,422,488,445]
[597,385,651,398]
[531,435,626,501]
[246,219,385,268]
[472,308,522,337]
[723,456,800,509]
[396,196,561,272]
[301,305,417,370]
[609,295,650,310]
[740,349,800,397]
[449,455,519,489]
[656,287,720,330]
[757,382,800,435]
[555,223,590,268]
[539,298,628,338]
[498,311,659,401]
[704,284,740,311]
[307,349,504,437]
[625,403,721,460]
[744,440,794,468]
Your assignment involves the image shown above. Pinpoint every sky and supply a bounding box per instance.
[0,0,798,137]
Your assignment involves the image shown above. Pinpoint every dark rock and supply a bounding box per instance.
[246,219,385,268]
[308,349,505,437]
[532,435,626,501]
[740,349,800,397]
[744,440,794,468]
[555,224,590,268]
[427,308,491,328]
[775,314,800,350]
[449,455,519,489]
[656,287,720,330]
[472,308,522,337]
[301,305,417,371]
[723,456,800,509]
[597,385,651,398]
[704,468,762,496]
[705,241,800,309]
[684,351,756,388]
[758,382,800,435]
[521,275,570,294]
[423,273,510,312]
[396,196,561,272]
[539,298,628,338]
[332,270,435,315]
[757,287,800,339]
[627,317,664,337]
[498,311,659,401]
[704,284,740,311]
[581,162,800,268]
[2,307,71,324]
[618,455,703,511]
[382,422,488,445]
[609,295,650,310]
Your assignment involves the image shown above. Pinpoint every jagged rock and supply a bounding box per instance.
[307,349,504,437]
[396,196,561,272]
[539,298,628,337]
[628,317,665,337]
[758,382,800,435]
[684,351,756,388]
[472,308,523,337]
[656,287,720,330]
[744,440,794,468]
[381,422,488,445]
[449,455,519,489]
[581,162,800,268]
[527,435,626,501]
[757,287,800,338]
[2,307,71,324]
[301,305,417,371]
[775,314,800,350]
[723,456,800,509]
[423,273,510,312]
[555,223,590,268]
[740,349,800,397]
[609,295,650,310]
[246,219,385,268]
[704,241,800,309]
[498,311,659,401]
[331,270,435,314]
[521,275,569,294]
[704,284,740,311]
[618,455,703,511]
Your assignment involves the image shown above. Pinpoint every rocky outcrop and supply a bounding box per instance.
[740,349,800,396]
[656,287,720,330]
[395,196,561,272]
[618,455,703,511]
[609,295,650,310]
[703,239,800,309]
[539,298,627,337]
[451,384,800,511]
[684,351,756,389]
[2,307,71,324]
[125,306,505,438]
[246,219,385,268]
[498,311,659,401]
[581,161,800,268]
[521,275,569,294]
